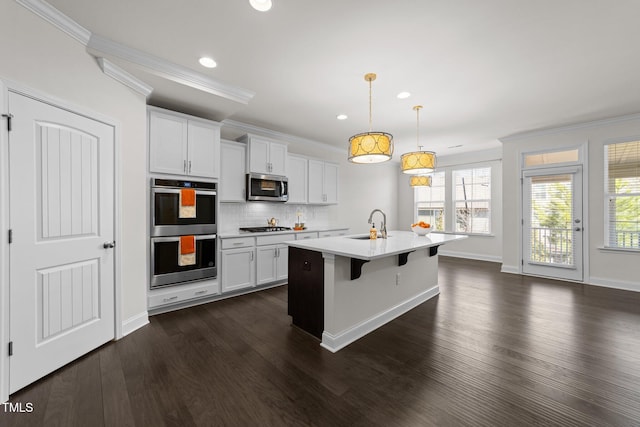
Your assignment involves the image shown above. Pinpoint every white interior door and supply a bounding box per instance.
[522,166,583,281]
[8,92,115,393]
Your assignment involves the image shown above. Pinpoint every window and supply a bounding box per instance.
[605,140,640,249]
[414,165,492,235]
[453,167,491,234]
[415,172,445,231]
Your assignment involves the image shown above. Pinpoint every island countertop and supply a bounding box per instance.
[286,230,466,260]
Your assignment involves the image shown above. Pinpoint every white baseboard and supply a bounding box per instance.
[121,311,149,337]
[500,264,520,274]
[589,276,640,293]
[320,286,439,353]
[439,250,502,263]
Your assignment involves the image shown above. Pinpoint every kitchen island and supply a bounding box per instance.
[287,231,466,352]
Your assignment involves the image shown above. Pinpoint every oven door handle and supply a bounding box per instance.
[151,234,217,243]
[152,188,217,196]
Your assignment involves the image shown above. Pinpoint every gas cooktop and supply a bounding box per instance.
[239,226,293,233]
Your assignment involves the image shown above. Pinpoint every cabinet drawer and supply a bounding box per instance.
[256,233,294,246]
[319,229,349,238]
[221,236,255,249]
[148,281,219,309]
[295,231,319,240]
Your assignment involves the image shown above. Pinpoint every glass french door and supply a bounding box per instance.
[522,166,583,281]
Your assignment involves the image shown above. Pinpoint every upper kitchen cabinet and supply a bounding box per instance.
[308,159,338,204]
[148,107,220,179]
[219,140,246,202]
[238,134,287,176]
[286,154,308,204]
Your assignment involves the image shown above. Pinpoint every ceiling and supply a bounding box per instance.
[46,0,640,158]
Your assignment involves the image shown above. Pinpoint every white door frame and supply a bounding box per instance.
[0,79,122,403]
[518,144,589,282]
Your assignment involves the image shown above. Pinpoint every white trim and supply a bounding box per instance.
[97,58,153,97]
[501,112,640,142]
[598,246,640,253]
[439,250,501,263]
[87,34,254,105]
[0,81,9,403]
[500,264,520,274]
[589,276,640,293]
[121,312,150,336]
[223,119,344,154]
[320,286,439,353]
[15,0,91,45]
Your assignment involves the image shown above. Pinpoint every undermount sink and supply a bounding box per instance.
[348,234,390,240]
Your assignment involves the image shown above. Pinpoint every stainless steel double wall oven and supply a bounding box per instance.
[150,178,217,288]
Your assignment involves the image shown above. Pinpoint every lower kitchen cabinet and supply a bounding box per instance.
[221,246,255,292]
[148,280,219,310]
[256,244,288,285]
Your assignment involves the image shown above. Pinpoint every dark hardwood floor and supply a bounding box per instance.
[3,256,640,426]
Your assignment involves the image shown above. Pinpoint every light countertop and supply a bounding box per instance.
[286,230,466,260]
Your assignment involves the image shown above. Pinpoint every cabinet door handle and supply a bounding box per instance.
[183,160,187,173]
[163,296,178,302]
[233,242,244,245]
[195,289,209,295]
[188,160,192,174]
[250,251,254,261]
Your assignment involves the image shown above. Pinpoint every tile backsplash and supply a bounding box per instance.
[219,202,330,233]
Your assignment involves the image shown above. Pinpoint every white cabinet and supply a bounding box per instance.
[295,231,319,240]
[286,154,308,204]
[255,234,291,285]
[148,280,219,310]
[318,229,349,238]
[256,244,288,285]
[148,107,220,178]
[308,160,338,204]
[221,237,255,292]
[239,134,287,176]
[220,140,246,202]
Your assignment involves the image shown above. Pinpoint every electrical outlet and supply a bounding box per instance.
[396,272,400,286]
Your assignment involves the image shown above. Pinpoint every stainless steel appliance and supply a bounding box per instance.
[150,178,217,288]
[150,234,217,288]
[246,173,288,202]
[151,178,217,237]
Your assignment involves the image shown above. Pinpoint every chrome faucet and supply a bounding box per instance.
[368,209,387,239]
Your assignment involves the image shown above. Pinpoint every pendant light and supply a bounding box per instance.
[401,105,436,174]
[410,175,432,187]
[348,73,393,163]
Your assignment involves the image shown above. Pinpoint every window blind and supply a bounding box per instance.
[453,167,491,234]
[415,172,445,231]
[605,141,640,249]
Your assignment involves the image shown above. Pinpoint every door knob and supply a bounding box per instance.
[103,241,116,249]
[574,219,581,223]
[574,227,581,232]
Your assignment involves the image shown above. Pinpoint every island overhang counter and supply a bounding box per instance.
[286,230,466,352]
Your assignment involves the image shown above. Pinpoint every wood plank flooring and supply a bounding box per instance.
[3,257,640,426]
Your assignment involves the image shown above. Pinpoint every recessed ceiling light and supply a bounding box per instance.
[397,92,411,99]
[199,57,217,68]
[249,0,272,11]
[336,114,348,120]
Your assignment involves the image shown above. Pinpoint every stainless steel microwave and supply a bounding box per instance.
[246,173,288,202]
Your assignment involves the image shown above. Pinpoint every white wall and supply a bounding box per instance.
[397,148,503,262]
[0,2,149,324]
[501,115,640,291]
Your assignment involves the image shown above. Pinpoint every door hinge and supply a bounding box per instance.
[8,341,13,356]
[521,259,524,265]
[8,229,12,244]
[2,113,13,132]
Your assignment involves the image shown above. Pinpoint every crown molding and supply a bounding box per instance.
[500,112,640,142]
[87,34,255,105]
[16,0,91,45]
[96,58,153,97]
[222,119,344,153]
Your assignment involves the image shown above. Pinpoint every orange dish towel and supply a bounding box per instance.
[178,235,196,266]
[179,189,196,218]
